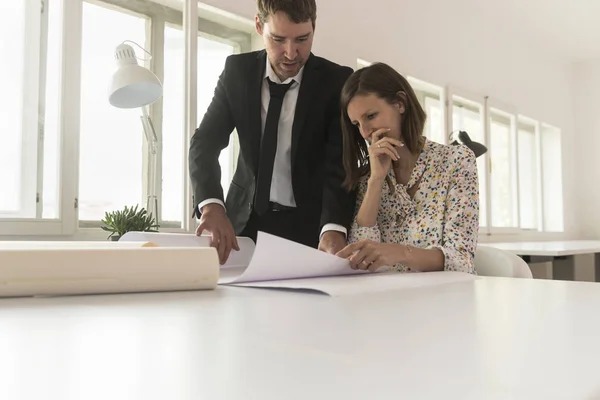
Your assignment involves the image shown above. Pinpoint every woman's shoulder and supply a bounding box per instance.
[426,139,477,169]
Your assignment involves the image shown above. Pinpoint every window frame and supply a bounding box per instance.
[516,115,543,232]
[539,122,564,233]
[407,76,446,145]
[486,97,520,233]
[0,0,44,220]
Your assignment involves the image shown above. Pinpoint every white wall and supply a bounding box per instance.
[573,59,600,238]
[201,0,579,238]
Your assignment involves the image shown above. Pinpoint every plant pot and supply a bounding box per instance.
[110,235,121,242]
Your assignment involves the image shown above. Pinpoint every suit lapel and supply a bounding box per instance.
[247,51,267,174]
[291,54,320,167]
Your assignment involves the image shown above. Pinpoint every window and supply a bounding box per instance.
[517,118,539,230]
[78,2,147,221]
[0,0,251,235]
[162,24,237,224]
[0,1,28,215]
[423,97,444,144]
[0,0,61,220]
[408,76,445,145]
[448,86,563,234]
[488,107,518,229]
[540,123,563,232]
[42,0,63,219]
[356,58,371,69]
[75,0,248,228]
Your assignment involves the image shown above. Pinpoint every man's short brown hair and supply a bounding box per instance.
[257,0,317,28]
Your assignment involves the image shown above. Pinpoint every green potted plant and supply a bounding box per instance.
[100,205,159,241]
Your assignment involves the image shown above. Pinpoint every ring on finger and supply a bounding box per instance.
[377,143,381,148]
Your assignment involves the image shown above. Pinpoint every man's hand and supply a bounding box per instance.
[196,204,239,265]
[318,230,347,255]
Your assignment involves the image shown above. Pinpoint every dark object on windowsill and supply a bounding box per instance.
[451,131,488,158]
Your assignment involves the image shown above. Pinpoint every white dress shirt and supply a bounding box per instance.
[198,58,346,238]
[261,58,301,207]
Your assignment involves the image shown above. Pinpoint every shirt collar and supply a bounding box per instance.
[264,58,304,85]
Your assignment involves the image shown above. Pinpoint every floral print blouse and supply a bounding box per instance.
[348,139,479,274]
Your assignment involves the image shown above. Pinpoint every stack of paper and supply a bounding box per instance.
[121,231,478,296]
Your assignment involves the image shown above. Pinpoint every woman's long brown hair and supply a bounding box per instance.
[340,63,426,190]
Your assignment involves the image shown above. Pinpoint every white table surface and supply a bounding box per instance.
[483,240,600,257]
[2,277,600,400]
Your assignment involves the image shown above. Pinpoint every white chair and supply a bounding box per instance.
[474,245,533,278]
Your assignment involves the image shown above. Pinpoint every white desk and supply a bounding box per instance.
[2,278,600,399]
[484,241,600,281]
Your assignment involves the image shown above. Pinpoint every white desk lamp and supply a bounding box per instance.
[108,41,163,221]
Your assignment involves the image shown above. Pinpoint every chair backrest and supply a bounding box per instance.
[474,245,533,278]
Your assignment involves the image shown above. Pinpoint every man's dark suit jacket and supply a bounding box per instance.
[189,50,356,246]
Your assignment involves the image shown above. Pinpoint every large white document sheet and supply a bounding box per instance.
[122,231,478,296]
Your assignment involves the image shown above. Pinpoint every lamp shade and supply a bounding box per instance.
[108,43,162,109]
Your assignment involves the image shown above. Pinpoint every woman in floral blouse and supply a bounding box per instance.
[335,63,479,274]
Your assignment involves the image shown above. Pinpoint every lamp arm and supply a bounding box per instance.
[140,105,159,221]
[141,106,158,155]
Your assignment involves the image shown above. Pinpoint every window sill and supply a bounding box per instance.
[0,226,194,242]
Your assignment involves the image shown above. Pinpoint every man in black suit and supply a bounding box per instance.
[189,0,356,264]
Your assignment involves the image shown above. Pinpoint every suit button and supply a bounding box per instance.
[248,202,252,210]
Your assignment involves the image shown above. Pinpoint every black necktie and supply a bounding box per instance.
[254,78,295,215]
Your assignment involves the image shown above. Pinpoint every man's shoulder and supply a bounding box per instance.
[224,50,264,68]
